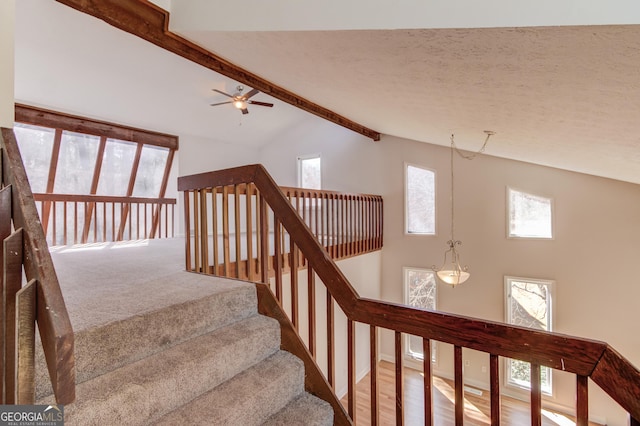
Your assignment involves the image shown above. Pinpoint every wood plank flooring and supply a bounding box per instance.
[340,361,601,426]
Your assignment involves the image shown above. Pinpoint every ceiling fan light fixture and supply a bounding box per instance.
[234,100,247,109]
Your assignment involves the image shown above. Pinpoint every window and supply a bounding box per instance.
[508,188,553,238]
[14,105,178,245]
[297,155,321,190]
[13,124,55,193]
[505,276,554,394]
[404,267,437,362]
[405,164,435,235]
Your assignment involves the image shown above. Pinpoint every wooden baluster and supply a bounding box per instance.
[111,202,115,242]
[370,325,379,426]
[212,188,219,276]
[327,290,335,388]
[93,201,98,242]
[102,201,104,243]
[184,192,192,271]
[200,189,209,274]
[234,184,242,279]
[193,191,201,273]
[319,193,325,249]
[246,184,254,281]
[222,186,231,277]
[63,202,68,245]
[290,242,299,330]
[15,279,36,404]
[424,339,433,426]
[314,192,320,242]
[144,203,148,238]
[395,331,404,425]
[347,318,356,422]
[136,202,140,239]
[576,375,588,426]
[259,194,269,284]
[273,217,283,302]
[128,202,132,240]
[52,201,57,245]
[3,229,23,404]
[454,345,464,426]
[171,204,175,237]
[531,363,542,426]
[307,266,316,357]
[490,354,500,426]
[74,202,78,244]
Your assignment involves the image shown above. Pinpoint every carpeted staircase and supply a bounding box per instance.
[34,256,333,425]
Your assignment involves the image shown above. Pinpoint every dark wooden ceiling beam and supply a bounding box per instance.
[54,0,381,142]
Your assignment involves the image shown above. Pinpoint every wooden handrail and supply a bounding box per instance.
[1,128,75,404]
[179,163,640,423]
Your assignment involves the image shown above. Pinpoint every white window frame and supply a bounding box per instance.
[504,276,555,395]
[297,154,322,190]
[507,187,554,239]
[405,163,436,236]
[403,267,437,363]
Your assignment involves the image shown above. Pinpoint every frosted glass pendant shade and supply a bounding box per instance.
[437,269,470,286]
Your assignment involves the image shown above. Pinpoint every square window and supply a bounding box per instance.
[508,188,553,239]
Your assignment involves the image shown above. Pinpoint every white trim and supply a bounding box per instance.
[404,162,437,236]
[402,267,438,362]
[297,153,322,189]
[506,186,554,240]
[504,275,555,396]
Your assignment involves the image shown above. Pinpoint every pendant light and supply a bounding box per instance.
[433,131,494,287]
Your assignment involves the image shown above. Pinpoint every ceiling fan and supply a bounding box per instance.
[210,85,274,115]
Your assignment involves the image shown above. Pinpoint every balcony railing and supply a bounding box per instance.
[180,164,640,426]
[33,193,175,246]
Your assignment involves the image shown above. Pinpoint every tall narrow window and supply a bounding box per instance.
[298,155,321,189]
[508,188,553,238]
[404,267,437,361]
[505,276,554,394]
[405,164,435,235]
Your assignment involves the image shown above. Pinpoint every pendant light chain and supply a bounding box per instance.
[433,131,495,286]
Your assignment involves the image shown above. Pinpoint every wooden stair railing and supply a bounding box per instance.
[32,193,176,246]
[179,164,640,425]
[0,128,75,404]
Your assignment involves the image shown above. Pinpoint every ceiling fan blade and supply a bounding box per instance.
[212,89,234,98]
[248,101,274,108]
[241,108,249,115]
[243,88,260,100]
[210,101,233,106]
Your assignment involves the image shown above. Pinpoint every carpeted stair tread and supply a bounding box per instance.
[40,314,280,426]
[35,280,258,399]
[154,351,305,426]
[263,392,334,426]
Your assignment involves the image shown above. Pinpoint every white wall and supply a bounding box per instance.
[0,0,15,128]
[259,120,640,423]
[377,134,640,425]
[259,116,383,194]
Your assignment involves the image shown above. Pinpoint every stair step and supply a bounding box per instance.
[263,392,334,426]
[39,314,280,425]
[154,351,306,426]
[36,279,258,399]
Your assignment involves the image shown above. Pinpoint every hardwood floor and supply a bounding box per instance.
[340,361,600,426]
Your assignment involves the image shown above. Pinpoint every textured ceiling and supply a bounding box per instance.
[179,25,640,183]
[14,0,640,184]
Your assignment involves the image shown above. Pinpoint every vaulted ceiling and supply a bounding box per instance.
[14,0,640,183]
